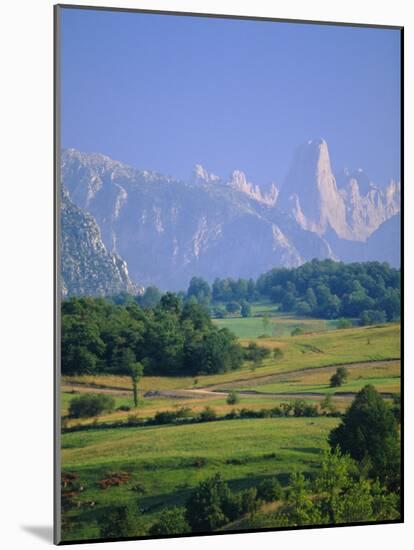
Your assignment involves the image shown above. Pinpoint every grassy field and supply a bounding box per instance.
[60,315,401,540]
[61,417,338,541]
[213,313,338,339]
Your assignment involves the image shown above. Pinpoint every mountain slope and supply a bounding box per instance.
[62,150,330,289]
[61,144,401,291]
[60,187,139,297]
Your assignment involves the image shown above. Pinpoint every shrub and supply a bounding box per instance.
[320,394,337,415]
[154,410,178,424]
[239,487,260,515]
[337,317,352,329]
[226,301,241,315]
[99,504,146,538]
[360,309,387,326]
[185,473,233,531]
[330,366,349,388]
[150,507,190,536]
[291,399,319,417]
[240,302,252,318]
[291,327,304,336]
[227,390,240,405]
[68,393,115,418]
[244,342,271,362]
[257,478,283,502]
[175,406,193,418]
[199,406,217,422]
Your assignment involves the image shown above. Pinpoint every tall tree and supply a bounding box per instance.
[329,385,400,488]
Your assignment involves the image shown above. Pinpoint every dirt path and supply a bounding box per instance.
[62,358,399,402]
[200,358,400,391]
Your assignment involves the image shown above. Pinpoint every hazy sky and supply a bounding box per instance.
[60,7,401,187]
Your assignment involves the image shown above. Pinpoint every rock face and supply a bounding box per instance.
[278,139,400,241]
[60,186,139,297]
[60,141,400,292]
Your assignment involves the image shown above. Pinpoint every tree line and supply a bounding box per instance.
[62,293,243,377]
[116,259,400,323]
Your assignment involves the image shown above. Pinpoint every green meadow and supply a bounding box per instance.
[61,312,401,541]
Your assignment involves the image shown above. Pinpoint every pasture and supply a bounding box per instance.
[61,417,338,541]
[60,315,401,540]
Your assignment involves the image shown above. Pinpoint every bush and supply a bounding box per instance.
[257,478,283,502]
[244,342,271,362]
[68,393,115,418]
[320,394,337,415]
[337,317,352,329]
[99,504,146,538]
[150,507,190,536]
[154,410,178,424]
[185,473,233,531]
[199,406,217,422]
[360,309,387,326]
[291,399,319,417]
[330,366,349,388]
[291,327,304,336]
[175,406,193,418]
[239,487,260,515]
[226,301,241,315]
[227,390,240,405]
[240,302,252,318]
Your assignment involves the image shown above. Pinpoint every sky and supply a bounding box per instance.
[60,7,401,187]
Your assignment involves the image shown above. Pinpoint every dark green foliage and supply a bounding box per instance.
[138,285,162,309]
[330,366,349,387]
[68,393,115,418]
[226,390,240,405]
[99,504,146,539]
[238,487,260,515]
[187,276,211,306]
[212,277,256,303]
[391,394,401,422]
[291,327,304,336]
[257,477,283,502]
[329,385,400,487]
[199,406,217,422]
[130,361,144,407]
[260,449,400,528]
[244,342,271,363]
[337,317,352,329]
[149,507,190,536]
[226,301,241,314]
[61,296,243,377]
[292,399,319,417]
[185,473,233,531]
[211,306,226,318]
[360,309,387,326]
[240,301,252,317]
[255,259,400,320]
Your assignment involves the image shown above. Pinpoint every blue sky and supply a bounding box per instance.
[60,8,401,187]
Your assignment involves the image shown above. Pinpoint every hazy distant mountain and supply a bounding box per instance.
[278,139,400,241]
[60,141,400,292]
[60,187,139,297]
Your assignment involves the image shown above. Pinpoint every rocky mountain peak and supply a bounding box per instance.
[192,164,221,184]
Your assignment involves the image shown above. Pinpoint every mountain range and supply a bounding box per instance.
[60,139,401,296]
